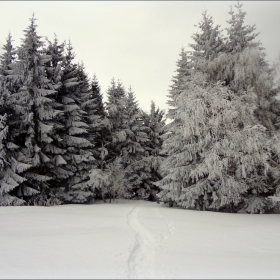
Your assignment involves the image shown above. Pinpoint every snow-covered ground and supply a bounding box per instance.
[1,199,280,279]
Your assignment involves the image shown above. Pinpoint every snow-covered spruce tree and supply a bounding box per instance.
[7,15,65,205]
[189,3,280,211]
[0,33,16,130]
[76,62,101,147]
[90,157,129,203]
[156,49,192,206]
[90,75,111,171]
[156,70,274,213]
[0,33,16,75]
[0,113,30,206]
[225,1,260,54]
[189,10,225,74]
[91,74,106,119]
[105,78,127,161]
[197,3,277,136]
[0,34,33,206]
[140,100,166,200]
[54,41,96,204]
[40,35,74,202]
[0,33,17,121]
[167,48,191,122]
[91,79,127,200]
[120,87,151,199]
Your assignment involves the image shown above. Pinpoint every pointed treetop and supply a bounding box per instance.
[65,40,76,63]
[190,10,225,60]
[226,1,260,53]
[0,32,16,73]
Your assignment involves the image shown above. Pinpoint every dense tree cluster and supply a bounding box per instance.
[156,2,280,213]
[2,2,280,214]
[0,14,165,206]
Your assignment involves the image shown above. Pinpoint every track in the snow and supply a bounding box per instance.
[127,206,157,279]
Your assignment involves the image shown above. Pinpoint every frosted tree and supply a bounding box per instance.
[91,74,106,119]
[167,48,191,122]
[104,82,152,199]
[206,46,277,136]
[0,113,31,206]
[0,33,17,118]
[225,1,260,53]
[155,49,192,205]
[44,35,64,86]
[54,41,96,204]
[142,101,165,157]
[7,15,64,205]
[120,87,150,199]
[105,78,127,161]
[156,71,274,213]
[40,35,73,203]
[90,157,129,203]
[140,101,166,200]
[166,48,192,133]
[189,11,225,63]
[90,75,111,171]
[0,33,16,75]
[0,33,32,205]
[0,33,16,130]
[76,63,101,147]
[122,87,148,162]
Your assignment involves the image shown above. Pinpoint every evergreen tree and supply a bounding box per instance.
[0,113,30,206]
[120,87,150,199]
[41,35,72,202]
[90,75,111,171]
[190,11,225,63]
[91,74,106,118]
[167,48,191,122]
[105,78,127,161]
[0,33,32,206]
[8,15,63,205]
[0,33,16,75]
[0,33,17,120]
[54,41,96,204]
[225,1,260,53]
[77,63,100,147]
[140,100,166,200]
[156,71,273,213]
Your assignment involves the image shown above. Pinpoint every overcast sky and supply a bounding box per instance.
[0,1,280,113]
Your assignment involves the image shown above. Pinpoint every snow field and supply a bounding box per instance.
[1,199,280,279]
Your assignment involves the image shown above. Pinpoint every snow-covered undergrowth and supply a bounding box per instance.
[1,199,280,279]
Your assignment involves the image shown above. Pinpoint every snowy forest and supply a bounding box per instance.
[1,2,280,214]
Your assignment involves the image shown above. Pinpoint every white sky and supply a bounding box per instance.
[0,1,279,112]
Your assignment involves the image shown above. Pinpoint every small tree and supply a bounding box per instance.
[90,157,129,203]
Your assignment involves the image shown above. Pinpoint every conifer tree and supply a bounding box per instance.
[41,35,72,202]
[0,33,17,119]
[53,41,96,204]
[140,100,166,200]
[167,48,191,122]
[225,1,260,53]
[90,75,111,171]
[0,33,32,205]
[91,74,106,118]
[105,79,127,160]
[7,15,64,205]
[76,63,101,147]
[190,11,225,63]
[120,87,151,199]
[156,70,274,213]
[0,33,16,75]
[0,113,30,206]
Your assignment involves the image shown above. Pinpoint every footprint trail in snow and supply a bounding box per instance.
[127,206,156,279]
